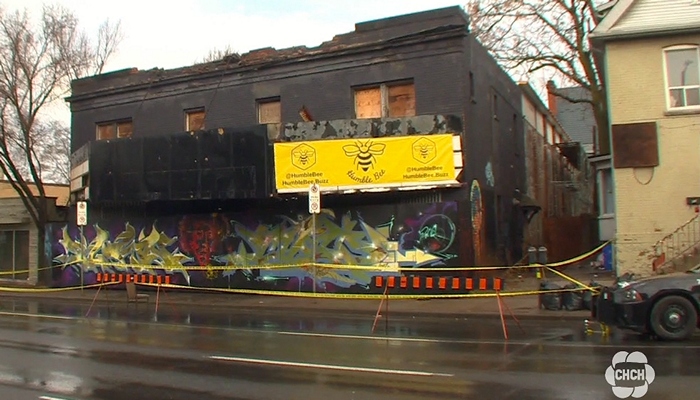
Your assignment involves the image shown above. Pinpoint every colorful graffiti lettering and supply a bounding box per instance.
[49,202,460,293]
[53,223,193,285]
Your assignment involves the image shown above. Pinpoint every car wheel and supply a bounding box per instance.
[649,295,698,341]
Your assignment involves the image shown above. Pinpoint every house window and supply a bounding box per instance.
[0,230,29,280]
[354,81,415,119]
[599,168,615,215]
[664,45,700,109]
[258,99,281,124]
[185,108,206,131]
[96,120,133,140]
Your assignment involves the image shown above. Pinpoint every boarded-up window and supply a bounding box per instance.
[186,108,206,131]
[388,84,415,117]
[354,82,415,119]
[612,122,659,169]
[96,120,133,140]
[355,87,382,118]
[117,121,132,138]
[258,100,281,124]
[96,123,115,140]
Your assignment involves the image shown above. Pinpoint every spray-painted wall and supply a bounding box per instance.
[47,200,461,293]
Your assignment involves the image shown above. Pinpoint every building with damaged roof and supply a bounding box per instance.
[49,6,592,294]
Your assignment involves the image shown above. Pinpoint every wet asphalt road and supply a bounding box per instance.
[0,298,697,400]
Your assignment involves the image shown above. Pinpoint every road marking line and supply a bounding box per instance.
[0,311,76,321]
[39,396,70,400]
[276,331,700,349]
[277,331,533,346]
[209,355,454,377]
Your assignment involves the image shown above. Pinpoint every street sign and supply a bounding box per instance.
[77,201,88,226]
[308,184,321,214]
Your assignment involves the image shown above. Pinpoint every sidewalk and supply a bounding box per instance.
[0,273,613,322]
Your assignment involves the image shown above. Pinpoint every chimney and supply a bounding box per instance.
[546,80,558,116]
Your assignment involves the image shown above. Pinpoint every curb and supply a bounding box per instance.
[0,292,593,322]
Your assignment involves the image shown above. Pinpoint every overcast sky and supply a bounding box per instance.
[4,0,463,123]
[7,0,463,72]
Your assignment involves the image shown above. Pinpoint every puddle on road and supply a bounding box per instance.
[0,365,92,398]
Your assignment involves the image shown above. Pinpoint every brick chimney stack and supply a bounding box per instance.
[546,80,558,115]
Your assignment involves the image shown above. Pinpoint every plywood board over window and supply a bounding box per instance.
[258,100,281,124]
[612,122,659,169]
[96,123,116,140]
[117,121,133,138]
[96,120,133,140]
[355,87,382,119]
[354,82,416,119]
[186,109,206,131]
[388,84,415,117]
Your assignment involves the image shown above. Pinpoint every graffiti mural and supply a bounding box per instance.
[471,180,484,264]
[48,202,460,293]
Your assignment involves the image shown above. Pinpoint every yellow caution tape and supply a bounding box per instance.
[133,281,599,300]
[0,241,608,298]
[0,281,119,293]
[0,260,82,276]
[544,267,599,292]
[0,277,600,299]
[79,240,611,273]
[544,241,611,268]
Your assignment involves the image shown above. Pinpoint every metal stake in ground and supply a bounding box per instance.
[371,281,390,334]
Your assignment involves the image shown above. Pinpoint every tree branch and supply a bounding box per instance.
[0,5,122,235]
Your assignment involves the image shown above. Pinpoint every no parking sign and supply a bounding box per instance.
[308,184,321,214]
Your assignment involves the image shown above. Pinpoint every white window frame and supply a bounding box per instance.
[598,166,615,217]
[662,44,700,111]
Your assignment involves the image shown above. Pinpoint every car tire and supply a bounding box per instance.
[649,295,698,341]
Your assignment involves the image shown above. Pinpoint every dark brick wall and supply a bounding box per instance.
[463,35,526,264]
[67,7,529,265]
[70,39,467,153]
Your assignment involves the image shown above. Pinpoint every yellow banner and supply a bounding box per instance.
[274,134,457,192]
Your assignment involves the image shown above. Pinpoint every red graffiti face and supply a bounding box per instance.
[179,215,228,266]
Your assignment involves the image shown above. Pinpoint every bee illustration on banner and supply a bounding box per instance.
[290,143,317,170]
[413,142,434,159]
[342,140,386,172]
[410,137,437,164]
[294,148,313,165]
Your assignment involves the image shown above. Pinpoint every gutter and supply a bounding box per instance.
[590,26,700,41]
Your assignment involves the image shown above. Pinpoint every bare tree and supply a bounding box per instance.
[0,4,123,279]
[3,118,70,185]
[35,120,71,184]
[466,0,609,150]
[196,44,240,64]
